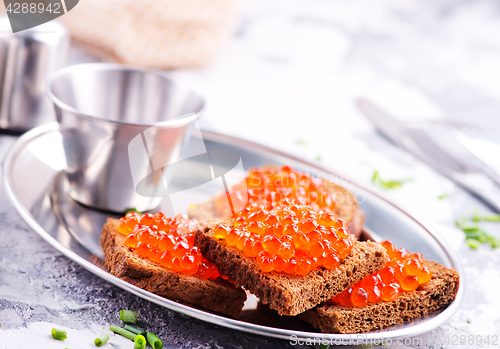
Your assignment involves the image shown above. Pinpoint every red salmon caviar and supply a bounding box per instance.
[404,258,421,276]
[257,251,274,272]
[324,252,340,269]
[367,285,381,302]
[266,214,280,225]
[215,202,353,275]
[295,257,312,275]
[139,213,155,226]
[226,229,241,246]
[262,235,281,255]
[380,283,399,301]
[149,247,162,264]
[331,240,433,307]
[416,266,432,284]
[120,212,220,279]
[214,224,230,239]
[284,257,298,274]
[277,242,295,260]
[360,274,379,289]
[308,230,323,242]
[215,166,339,218]
[380,240,396,258]
[273,255,288,272]
[400,275,419,291]
[378,267,395,284]
[351,287,369,307]
[236,231,248,250]
[338,288,353,306]
[251,240,264,256]
[247,221,266,235]
[309,241,325,258]
[124,233,138,248]
[241,238,254,257]
[292,231,310,250]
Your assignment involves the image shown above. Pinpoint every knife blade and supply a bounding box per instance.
[357,98,500,213]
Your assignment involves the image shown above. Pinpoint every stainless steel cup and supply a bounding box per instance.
[0,15,68,132]
[47,63,205,213]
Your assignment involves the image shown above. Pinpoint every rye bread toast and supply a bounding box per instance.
[195,220,388,316]
[100,218,247,318]
[299,260,459,333]
[189,180,365,239]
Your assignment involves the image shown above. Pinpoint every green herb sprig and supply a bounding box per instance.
[371,171,412,190]
[110,325,136,341]
[94,333,109,347]
[134,335,147,349]
[455,214,500,249]
[147,332,163,349]
[124,325,147,337]
[51,328,67,341]
[119,310,139,324]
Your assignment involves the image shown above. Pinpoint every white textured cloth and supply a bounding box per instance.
[58,0,237,69]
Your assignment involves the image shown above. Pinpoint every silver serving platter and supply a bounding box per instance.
[3,123,464,342]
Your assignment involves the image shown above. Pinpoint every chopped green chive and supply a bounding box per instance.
[455,217,479,231]
[51,328,67,340]
[315,156,321,161]
[147,332,163,349]
[462,225,480,232]
[296,139,308,146]
[94,333,109,347]
[464,230,485,242]
[487,236,500,248]
[119,310,138,324]
[124,208,142,215]
[134,335,147,349]
[468,211,500,222]
[124,325,147,337]
[319,345,330,349]
[371,171,412,190]
[456,214,500,249]
[472,210,482,222]
[466,239,481,249]
[438,193,449,199]
[110,325,136,341]
[484,214,500,222]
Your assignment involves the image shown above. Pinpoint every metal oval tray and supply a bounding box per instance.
[3,123,464,342]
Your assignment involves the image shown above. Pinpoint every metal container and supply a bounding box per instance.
[47,63,205,213]
[0,15,68,133]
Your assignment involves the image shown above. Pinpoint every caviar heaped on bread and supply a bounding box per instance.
[117,212,220,279]
[212,201,353,275]
[300,261,459,334]
[195,219,387,315]
[215,166,340,217]
[101,216,246,318]
[300,240,459,334]
[331,240,432,307]
[189,165,365,238]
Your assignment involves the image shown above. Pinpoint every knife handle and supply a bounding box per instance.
[402,131,500,213]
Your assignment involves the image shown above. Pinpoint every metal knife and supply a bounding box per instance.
[357,98,500,213]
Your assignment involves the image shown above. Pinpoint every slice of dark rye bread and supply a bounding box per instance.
[299,260,460,333]
[195,220,388,316]
[99,218,247,318]
[189,179,365,239]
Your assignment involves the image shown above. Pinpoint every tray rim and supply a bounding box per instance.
[2,122,464,342]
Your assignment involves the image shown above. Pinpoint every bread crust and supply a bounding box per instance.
[99,218,247,318]
[299,260,460,333]
[195,220,388,316]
